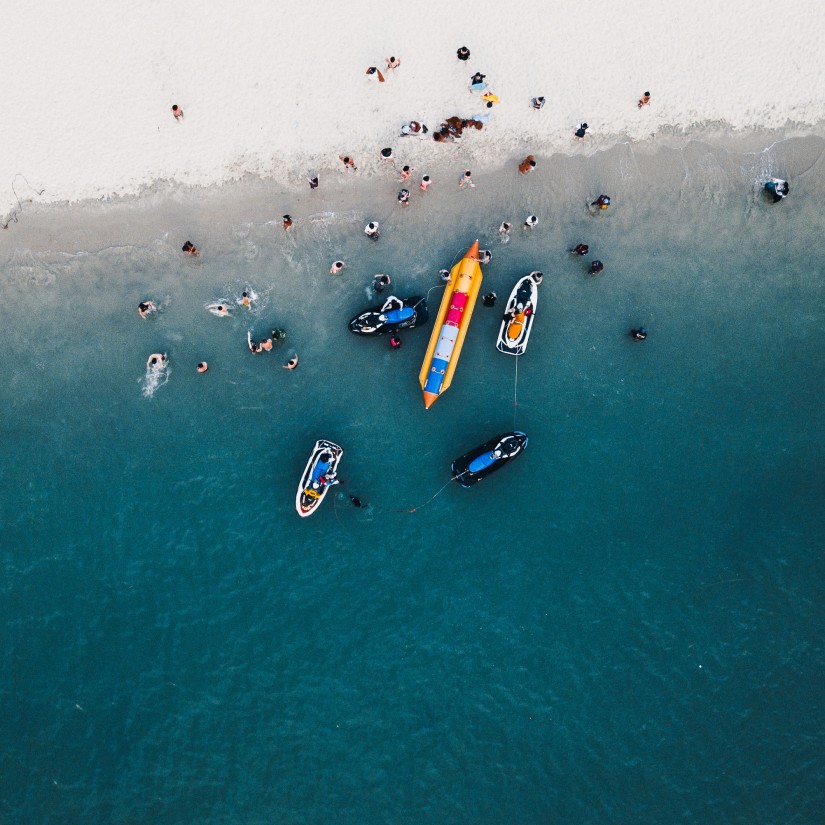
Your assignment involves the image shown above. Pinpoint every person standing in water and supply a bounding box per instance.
[138,301,157,319]
[182,241,199,256]
[283,354,299,370]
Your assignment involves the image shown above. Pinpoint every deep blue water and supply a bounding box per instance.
[1,138,824,824]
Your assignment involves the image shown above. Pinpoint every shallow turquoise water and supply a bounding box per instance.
[1,139,824,823]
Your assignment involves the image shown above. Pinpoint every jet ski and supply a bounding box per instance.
[295,439,343,517]
[496,273,540,355]
[451,431,528,488]
[348,295,428,335]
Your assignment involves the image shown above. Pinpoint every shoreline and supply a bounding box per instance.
[2,126,824,260]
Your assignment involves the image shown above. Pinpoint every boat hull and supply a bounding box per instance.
[348,295,427,335]
[496,274,539,356]
[451,432,528,487]
[295,439,343,517]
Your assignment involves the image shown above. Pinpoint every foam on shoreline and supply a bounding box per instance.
[3,0,825,222]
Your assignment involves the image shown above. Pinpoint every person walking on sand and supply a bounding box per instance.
[339,155,357,171]
[638,91,651,109]
[574,122,589,140]
[459,170,475,188]
[366,66,385,82]
[182,241,199,256]
[385,56,401,70]
[419,174,431,191]
[283,354,299,370]
[171,104,183,120]
[397,189,410,206]
[282,214,294,230]
[380,147,395,164]
[330,260,345,274]
[457,46,471,61]
[307,175,319,189]
[469,72,486,91]
[519,155,537,174]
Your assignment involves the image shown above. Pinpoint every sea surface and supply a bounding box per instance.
[1,137,824,824]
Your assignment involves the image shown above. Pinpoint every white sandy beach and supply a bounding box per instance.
[3,0,825,222]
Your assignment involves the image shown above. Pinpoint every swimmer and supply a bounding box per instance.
[197,361,208,373]
[138,300,157,319]
[524,214,538,229]
[247,331,262,353]
[373,273,391,293]
[182,240,199,256]
[765,177,790,203]
[591,195,611,210]
[364,221,380,240]
[390,336,402,349]
[571,243,589,256]
[419,174,431,191]
[478,249,492,264]
[482,292,497,307]
[438,269,450,283]
[630,327,648,341]
[261,338,273,351]
[147,353,167,369]
[529,271,543,285]
[282,214,294,230]
[241,291,252,308]
[397,188,410,206]
[283,353,299,370]
[349,494,367,508]
[330,260,345,275]
[207,302,230,316]
[271,328,286,340]
[589,260,604,277]
[499,221,511,237]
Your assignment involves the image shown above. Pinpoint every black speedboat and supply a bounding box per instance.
[348,295,428,335]
[451,431,528,487]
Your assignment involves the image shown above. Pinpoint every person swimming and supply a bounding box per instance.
[283,354,299,370]
[147,353,167,369]
[589,260,604,276]
[765,177,790,203]
[197,361,208,373]
[207,302,230,316]
[349,494,367,508]
[271,328,286,340]
[438,269,450,283]
[138,300,157,319]
[630,327,648,340]
[373,274,391,293]
[571,243,589,256]
[478,249,492,264]
[182,241,199,256]
[390,336,402,349]
[247,331,263,353]
[591,195,611,210]
[330,260,345,274]
[529,271,543,285]
[482,292,497,307]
